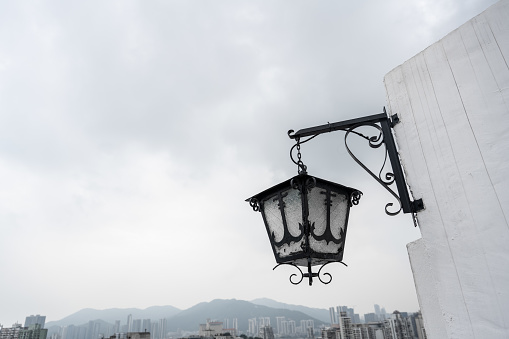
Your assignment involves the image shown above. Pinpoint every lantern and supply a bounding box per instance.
[247,173,361,285]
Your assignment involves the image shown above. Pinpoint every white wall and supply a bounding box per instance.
[384,1,509,338]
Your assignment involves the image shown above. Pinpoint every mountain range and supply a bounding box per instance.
[45,299,330,334]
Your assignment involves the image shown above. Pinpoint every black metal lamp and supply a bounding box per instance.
[247,172,361,286]
[247,109,424,286]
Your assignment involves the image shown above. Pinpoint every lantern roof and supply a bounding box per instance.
[246,173,359,203]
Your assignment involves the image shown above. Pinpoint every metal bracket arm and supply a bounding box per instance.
[288,110,423,214]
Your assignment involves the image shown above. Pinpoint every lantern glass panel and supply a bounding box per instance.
[283,187,303,237]
[330,191,349,236]
[263,193,284,243]
[276,187,305,258]
[276,238,305,259]
[261,188,306,260]
[307,187,328,237]
[308,185,350,258]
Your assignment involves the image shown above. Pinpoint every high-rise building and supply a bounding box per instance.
[258,317,270,328]
[199,320,223,337]
[59,324,87,339]
[248,319,257,335]
[299,320,314,335]
[412,312,426,339]
[338,312,353,339]
[258,326,274,339]
[364,313,377,323]
[275,317,285,334]
[141,320,150,334]
[383,312,413,339]
[127,316,133,333]
[345,308,355,323]
[24,316,45,329]
[329,307,337,324]
[351,324,368,339]
[374,305,381,316]
[132,320,142,333]
[158,318,167,339]
[86,320,101,339]
[18,324,47,339]
[320,328,335,339]
[150,322,158,339]
[0,323,24,339]
[288,321,296,334]
[105,333,149,339]
[306,326,314,339]
[299,320,306,334]
[336,306,346,317]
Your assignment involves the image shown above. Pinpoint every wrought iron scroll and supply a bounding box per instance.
[290,176,316,192]
[344,123,403,216]
[351,190,362,206]
[273,263,305,285]
[273,261,348,286]
[287,111,423,215]
[249,198,260,211]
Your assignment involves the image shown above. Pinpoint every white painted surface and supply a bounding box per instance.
[384,1,509,338]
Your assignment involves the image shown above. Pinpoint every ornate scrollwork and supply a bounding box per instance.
[290,178,298,190]
[304,177,316,192]
[351,190,362,206]
[249,198,260,212]
[290,175,316,193]
[316,261,348,284]
[381,171,395,185]
[345,123,402,216]
[273,263,304,285]
[273,261,348,286]
[368,131,384,149]
[379,147,395,186]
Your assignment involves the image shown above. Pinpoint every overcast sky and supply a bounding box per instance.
[0,0,499,327]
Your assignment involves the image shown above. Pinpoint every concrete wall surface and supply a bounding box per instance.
[384,1,509,338]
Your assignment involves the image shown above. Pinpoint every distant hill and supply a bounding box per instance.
[45,305,181,327]
[164,299,326,332]
[44,299,327,333]
[250,298,330,324]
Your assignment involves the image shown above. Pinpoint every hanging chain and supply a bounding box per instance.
[296,138,307,174]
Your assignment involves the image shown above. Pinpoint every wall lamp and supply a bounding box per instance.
[246,109,424,286]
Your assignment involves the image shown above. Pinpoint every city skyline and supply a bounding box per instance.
[1,299,415,329]
[1,304,425,339]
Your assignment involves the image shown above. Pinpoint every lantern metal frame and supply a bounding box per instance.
[248,173,361,286]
